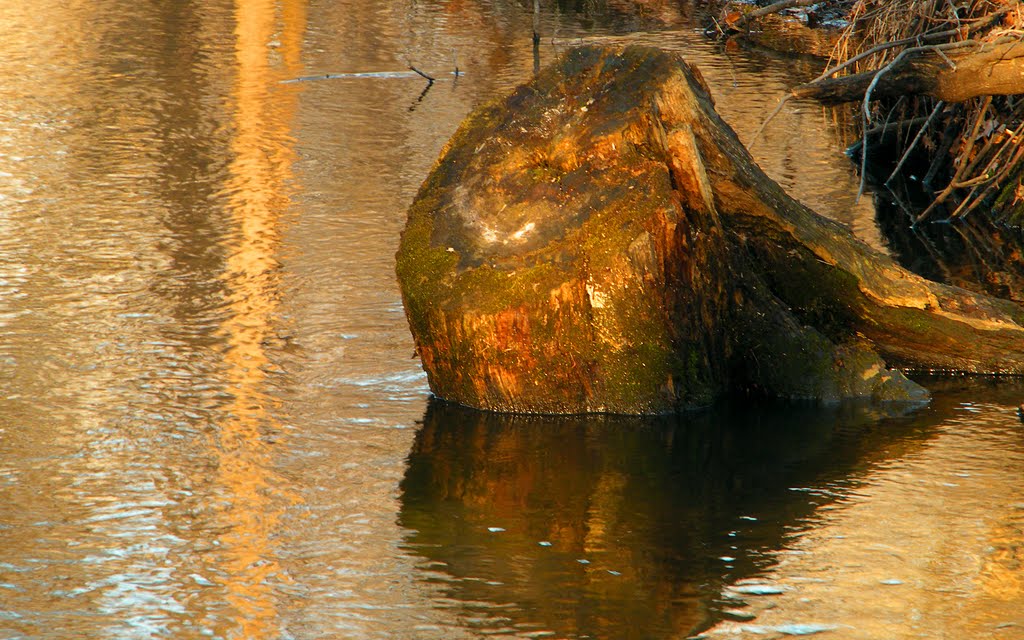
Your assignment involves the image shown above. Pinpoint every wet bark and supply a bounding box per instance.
[793,39,1024,104]
[396,45,1024,414]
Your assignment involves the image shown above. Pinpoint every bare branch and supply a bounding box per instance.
[409,65,436,83]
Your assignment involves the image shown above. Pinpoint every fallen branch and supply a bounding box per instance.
[281,68,464,84]
[409,65,436,83]
[795,38,1024,104]
[915,96,993,223]
[809,4,1021,84]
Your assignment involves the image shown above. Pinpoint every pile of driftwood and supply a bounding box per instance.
[811,1,1023,225]
[721,0,1024,226]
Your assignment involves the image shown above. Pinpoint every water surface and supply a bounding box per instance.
[0,1,1021,638]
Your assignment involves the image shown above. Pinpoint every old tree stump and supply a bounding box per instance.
[396,45,1024,414]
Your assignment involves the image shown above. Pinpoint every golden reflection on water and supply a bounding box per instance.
[0,0,315,635]
[211,0,305,638]
[980,512,1024,601]
[696,392,1024,640]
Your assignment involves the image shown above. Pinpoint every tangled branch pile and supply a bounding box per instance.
[806,0,1024,225]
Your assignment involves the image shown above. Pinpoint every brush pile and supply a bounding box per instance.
[797,0,1024,225]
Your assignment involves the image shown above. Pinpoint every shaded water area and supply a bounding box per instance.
[0,1,1021,638]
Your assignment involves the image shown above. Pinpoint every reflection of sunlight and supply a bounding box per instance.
[699,415,1024,640]
[979,513,1024,600]
[213,1,305,638]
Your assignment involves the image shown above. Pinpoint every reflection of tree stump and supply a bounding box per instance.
[396,45,1024,414]
[397,397,930,638]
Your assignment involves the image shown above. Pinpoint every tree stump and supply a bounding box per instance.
[396,45,1024,414]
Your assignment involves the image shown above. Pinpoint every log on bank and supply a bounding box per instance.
[793,39,1024,104]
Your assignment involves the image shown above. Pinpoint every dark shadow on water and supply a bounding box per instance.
[874,189,1024,304]
[398,397,942,639]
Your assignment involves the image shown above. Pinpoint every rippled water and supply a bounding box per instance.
[0,1,1021,639]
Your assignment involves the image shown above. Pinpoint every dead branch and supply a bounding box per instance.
[885,101,945,185]
[409,65,436,83]
[794,38,1024,104]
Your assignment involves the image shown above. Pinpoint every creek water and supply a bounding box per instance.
[0,1,1022,639]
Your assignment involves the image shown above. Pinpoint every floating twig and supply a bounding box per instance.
[281,69,463,84]
[749,95,792,150]
[409,65,436,83]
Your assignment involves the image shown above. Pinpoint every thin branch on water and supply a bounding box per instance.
[749,95,792,150]
[281,68,463,84]
[409,65,436,83]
